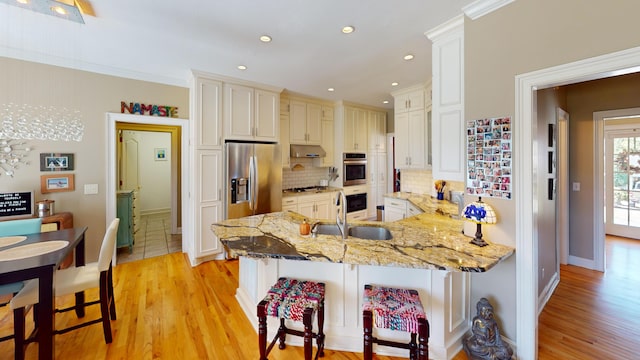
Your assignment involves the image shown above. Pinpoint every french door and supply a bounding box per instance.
[605,130,640,239]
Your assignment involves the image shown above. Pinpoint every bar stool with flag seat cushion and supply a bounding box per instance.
[257,277,325,360]
[362,284,429,360]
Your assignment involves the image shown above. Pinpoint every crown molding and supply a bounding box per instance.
[425,14,464,41]
[462,0,515,20]
[1,46,189,88]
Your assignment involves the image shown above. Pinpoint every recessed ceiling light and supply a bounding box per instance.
[237,65,247,70]
[404,54,414,61]
[342,26,355,34]
[391,82,399,86]
[17,0,29,4]
[259,35,272,43]
[383,100,389,104]
[328,88,335,92]
[51,5,67,15]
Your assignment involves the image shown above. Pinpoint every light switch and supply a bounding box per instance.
[84,184,99,195]
[572,182,580,191]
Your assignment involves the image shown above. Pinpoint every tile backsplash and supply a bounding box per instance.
[282,158,334,189]
[401,169,464,199]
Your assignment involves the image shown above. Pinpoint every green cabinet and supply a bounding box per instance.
[117,190,134,253]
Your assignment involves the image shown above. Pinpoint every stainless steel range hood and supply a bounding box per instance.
[290,144,326,158]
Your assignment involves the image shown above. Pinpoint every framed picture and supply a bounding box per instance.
[154,148,167,161]
[40,153,74,171]
[41,174,75,193]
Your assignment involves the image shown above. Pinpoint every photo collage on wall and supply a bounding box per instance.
[465,116,512,200]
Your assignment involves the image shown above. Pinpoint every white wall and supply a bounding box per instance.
[124,130,172,214]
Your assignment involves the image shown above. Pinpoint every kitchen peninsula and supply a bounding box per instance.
[211,195,514,359]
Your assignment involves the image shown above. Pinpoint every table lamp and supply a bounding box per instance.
[461,197,497,247]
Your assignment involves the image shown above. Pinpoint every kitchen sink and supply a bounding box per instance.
[314,224,393,240]
[348,226,393,240]
[314,224,342,236]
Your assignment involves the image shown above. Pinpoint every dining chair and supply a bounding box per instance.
[0,218,43,303]
[10,218,120,359]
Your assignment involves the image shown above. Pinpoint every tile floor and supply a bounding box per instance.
[116,212,182,264]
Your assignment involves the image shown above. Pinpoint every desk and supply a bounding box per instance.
[0,227,87,360]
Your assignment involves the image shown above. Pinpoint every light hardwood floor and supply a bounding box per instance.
[0,236,637,359]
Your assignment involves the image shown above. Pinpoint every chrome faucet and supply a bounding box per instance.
[336,190,348,239]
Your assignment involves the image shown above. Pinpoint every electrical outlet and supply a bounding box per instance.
[572,182,580,191]
[541,267,545,279]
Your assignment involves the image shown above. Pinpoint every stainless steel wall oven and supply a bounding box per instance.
[343,153,367,186]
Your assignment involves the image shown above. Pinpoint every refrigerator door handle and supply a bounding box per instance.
[249,155,257,212]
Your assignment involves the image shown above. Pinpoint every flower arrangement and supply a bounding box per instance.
[435,180,446,193]
[435,180,446,200]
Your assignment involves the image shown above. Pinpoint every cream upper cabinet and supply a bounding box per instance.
[368,110,386,152]
[394,109,426,169]
[427,16,464,181]
[224,83,279,142]
[344,106,368,152]
[255,89,279,140]
[319,114,334,167]
[394,89,425,112]
[194,77,222,148]
[392,83,430,169]
[290,100,322,145]
[280,98,291,168]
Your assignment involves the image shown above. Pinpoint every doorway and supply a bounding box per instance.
[515,46,640,359]
[106,113,190,266]
[605,122,640,239]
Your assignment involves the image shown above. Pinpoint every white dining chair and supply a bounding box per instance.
[10,218,120,359]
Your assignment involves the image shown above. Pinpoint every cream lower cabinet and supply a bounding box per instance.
[297,193,332,220]
[282,196,298,211]
[282,192,334,221]
[383,197,423,222]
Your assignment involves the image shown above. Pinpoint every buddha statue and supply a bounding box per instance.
[463,298,513,360]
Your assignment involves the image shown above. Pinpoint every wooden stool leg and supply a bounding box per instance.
[257,300,268,360]
[316,298,325,357]
[278,318,287,349]
[409,332,417,360]
[303,307,314,360]
[363,310,373,360]
[418,317,429,360]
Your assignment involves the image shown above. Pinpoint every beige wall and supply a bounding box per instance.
[565,73,640,259]
[464,0,640,340]
[0,57,189,261]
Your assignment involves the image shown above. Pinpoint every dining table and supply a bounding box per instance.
[0,227,88,360]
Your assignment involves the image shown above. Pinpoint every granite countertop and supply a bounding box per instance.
[211,193,514,272]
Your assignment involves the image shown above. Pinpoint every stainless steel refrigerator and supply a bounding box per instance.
[225,141,282,219]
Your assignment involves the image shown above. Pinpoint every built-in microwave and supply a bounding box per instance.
[346,193,367,213]
[343,153,367,186]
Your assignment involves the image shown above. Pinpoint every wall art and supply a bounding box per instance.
[465,116,512,200]
[40,174,75,193]
[154,148,167,161]
[40,153,74,171]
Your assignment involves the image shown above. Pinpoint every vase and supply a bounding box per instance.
[437,192,444,200]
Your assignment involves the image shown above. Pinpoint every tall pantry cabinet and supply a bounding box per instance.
[190,71,282,264]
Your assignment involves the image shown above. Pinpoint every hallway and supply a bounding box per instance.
[537,235,640,358]
[116,212,181,264]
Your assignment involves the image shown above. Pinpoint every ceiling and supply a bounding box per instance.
[0,0,475,109]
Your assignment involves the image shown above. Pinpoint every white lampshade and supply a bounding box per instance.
[461,197,497,247]
[461,198,497,224]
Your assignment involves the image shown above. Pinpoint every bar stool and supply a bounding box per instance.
[257,277,325,360]
[362,284,429,360]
